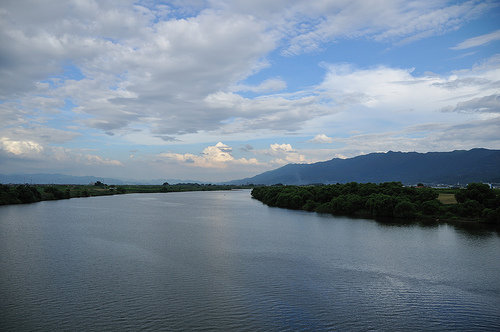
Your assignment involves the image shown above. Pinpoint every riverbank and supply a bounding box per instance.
[0,183,252,206]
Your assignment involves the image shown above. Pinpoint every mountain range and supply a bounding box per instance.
[2,148,499,186]
[0,173,202,185]
[230,148,500,185]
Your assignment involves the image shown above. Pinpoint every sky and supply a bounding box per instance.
[1,0,500,182]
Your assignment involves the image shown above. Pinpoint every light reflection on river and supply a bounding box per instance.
[1,190,499,331]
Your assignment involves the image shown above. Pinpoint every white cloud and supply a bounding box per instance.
[0,137,44,156]
[1,1,499,181]
[328,117,500,157]
[0,125,80,145]
[1,1,277,134]
[3,0,496,139]
[270,143,295,153]
[51,148,124,167]
[279,1,494,55]
[248,143,309,165]
[204,91,335,133]
[158,142,261,168]
[308,134,335,144]
[450,94,500,113]
[451,29,500,50]
[0,137,123,173]
[157,141,312,170]
[232,78,287,93]
[317,61,500,121]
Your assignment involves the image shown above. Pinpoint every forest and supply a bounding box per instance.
[251,182,500,223]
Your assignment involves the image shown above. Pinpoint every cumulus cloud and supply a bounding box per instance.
[157,141,311,169]
[0,137,123,174]
[51,148,124,167]
[204,92,335,133]
[317,61,500,121]
[0,137,44,156]
[292,59,500,161]
[1,0,277,136]
[246,143,309,165]
[270,143,295,153]
[158,142,261,168]
[308,134,335,144]
[3,0,496,141]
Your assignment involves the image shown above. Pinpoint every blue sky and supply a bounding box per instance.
[1,0,500,182]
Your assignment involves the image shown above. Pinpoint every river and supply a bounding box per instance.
[1,189,499,331]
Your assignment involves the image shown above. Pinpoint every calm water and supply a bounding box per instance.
[1,190,499,331]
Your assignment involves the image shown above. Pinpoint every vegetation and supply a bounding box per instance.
[251,182,500,223]
[0,183,252,206]
[3,181,498,224]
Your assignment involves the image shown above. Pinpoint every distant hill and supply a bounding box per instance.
[230,148,500,185]
[0,173,128,185]
[0,173,203,185]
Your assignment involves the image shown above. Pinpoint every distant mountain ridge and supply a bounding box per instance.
[0,173,126,185]
[0,173,202,185]
[230,148,500,185]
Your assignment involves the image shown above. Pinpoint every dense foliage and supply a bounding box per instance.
[251,182,500,223]
[0,184,73,205]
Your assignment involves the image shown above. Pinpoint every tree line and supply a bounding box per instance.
[0,183,252,206]
[0,184,72,205]
[251,182,500,223]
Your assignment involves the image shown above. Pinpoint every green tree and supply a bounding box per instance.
[455,183,496,207]
[415,188,439,203]
[15,185,40,204]
[250,182,497,221]
[465,183,495,204]
[365,193,398,217]
[357,183,379,197]
[421,200,441,215]
[394,200,417,218]
[482,208,500,223]
[302,199,318,212]
[44,186,66,199]
[330,194,365,214]
[455,191,467,204]
[459,199,483,218]
[379,181,404,196]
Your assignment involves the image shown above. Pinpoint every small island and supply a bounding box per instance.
[251,182,500,224]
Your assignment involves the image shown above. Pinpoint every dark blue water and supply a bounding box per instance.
[1,190,499,331]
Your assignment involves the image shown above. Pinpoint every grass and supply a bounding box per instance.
[438,193,457,205]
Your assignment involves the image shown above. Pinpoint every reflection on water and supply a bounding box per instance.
[1,190,499,331]
[373,215,500,238]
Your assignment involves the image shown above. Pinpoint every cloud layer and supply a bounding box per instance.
[1,0,499,181]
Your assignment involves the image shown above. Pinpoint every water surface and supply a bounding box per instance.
[1,190,499,331]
